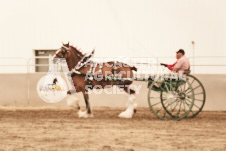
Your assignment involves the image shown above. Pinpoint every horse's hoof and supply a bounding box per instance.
[118,111,133,119]
[78,110,94,118]
[78,110,88,118]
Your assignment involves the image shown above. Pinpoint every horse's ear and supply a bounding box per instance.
[62,41,70,48]
[89,49,95,57]
[92,49,95,54]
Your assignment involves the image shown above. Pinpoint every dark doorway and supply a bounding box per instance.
[34,50,57,72]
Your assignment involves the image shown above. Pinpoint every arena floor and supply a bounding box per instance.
[0,107,225,151]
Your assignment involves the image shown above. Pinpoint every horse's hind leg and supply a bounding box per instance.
[125,88,137,113]
[118,86,137,118]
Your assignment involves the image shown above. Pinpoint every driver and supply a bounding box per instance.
[148,49,190,89]
[161,49,190,76]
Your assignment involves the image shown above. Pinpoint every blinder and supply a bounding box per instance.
[55,46,68,58]
[55,53,65,58]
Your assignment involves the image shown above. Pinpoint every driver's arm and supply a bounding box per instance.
[161,61,177,71]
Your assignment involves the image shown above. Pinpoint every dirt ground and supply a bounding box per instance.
[0,107,225,151]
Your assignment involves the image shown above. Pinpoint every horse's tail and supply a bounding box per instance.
[130,66,137,72]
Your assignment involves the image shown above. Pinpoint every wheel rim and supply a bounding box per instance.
[185,75,206,118]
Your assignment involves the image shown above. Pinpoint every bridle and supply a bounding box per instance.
[55,46,84,59]
[55,53,66,58]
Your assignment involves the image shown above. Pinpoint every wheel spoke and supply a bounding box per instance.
[164,82,170,92]
[163,110,166,118]
[195,99,204,102]
[184,88,190,93]
[186,94,193,98]
[150,97,161,99]
[183,82,186,92]
[179,86,182,92]
[176,101,182,116]
[164,99,178,108]
[190,78,195,86]
[186,98,197,108]
[156,107,163,114]
[151,101,161,107]
[182,101,186,112]
[162,93,167,97]
[171,100,180,112]
[162,96,167,100]
[184,100,191,108]
[192,103,200,109]
[190,110,195,114]
[186,98,193,103]
[193,85,201,91]
[185,89,192,94]
[194,92,204,95]
[192,103,201,109]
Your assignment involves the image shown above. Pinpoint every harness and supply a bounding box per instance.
[86,61,98,81]
[70,49,97,77]
[68,49,105,86]
[71,60,103,86]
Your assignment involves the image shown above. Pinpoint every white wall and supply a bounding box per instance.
[0,0,226,72]
[0,73,226,111]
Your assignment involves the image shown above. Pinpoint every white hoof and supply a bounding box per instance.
[119,102,137,118]
[67,95,79,108]
[78,110,88,118]
[118,109,134,118]
[78,110,93,118]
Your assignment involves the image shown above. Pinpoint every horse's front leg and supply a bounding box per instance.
[77,91,93,118]
[67,90,80,110]
[84,92,91,114]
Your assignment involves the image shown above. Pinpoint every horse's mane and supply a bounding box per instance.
[69,45,86,56]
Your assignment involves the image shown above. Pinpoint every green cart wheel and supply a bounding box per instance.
[148,78,194,120]
[185,75,206,118]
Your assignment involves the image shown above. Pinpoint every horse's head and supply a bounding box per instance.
[52,42,72,62]
[53,46,70,62]
[53,42,71,61]
[53,43,86,66]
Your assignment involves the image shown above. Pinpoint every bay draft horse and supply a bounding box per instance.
[53,43,138,118]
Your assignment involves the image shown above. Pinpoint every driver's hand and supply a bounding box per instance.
[160,63,167,67]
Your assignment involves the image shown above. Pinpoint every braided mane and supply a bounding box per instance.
[70,45,86,57]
